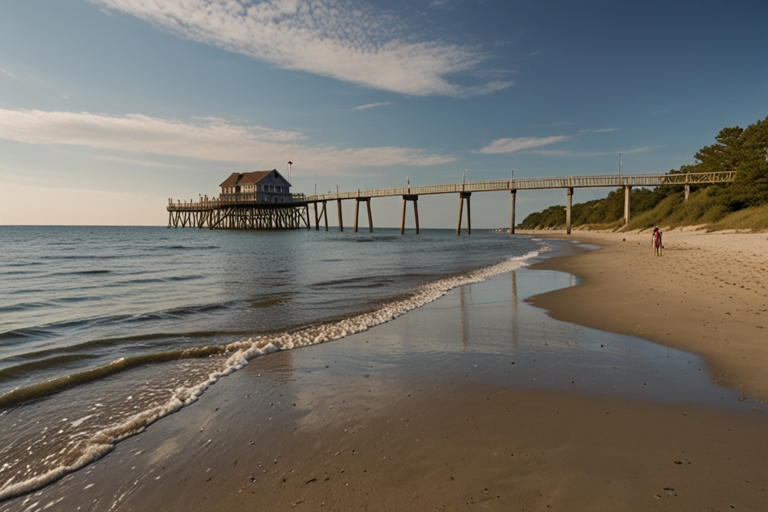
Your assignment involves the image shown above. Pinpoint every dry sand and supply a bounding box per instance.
[526,229,768,400]
[4,232,768,512]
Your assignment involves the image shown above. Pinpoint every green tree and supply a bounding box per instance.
[517,116,768,230]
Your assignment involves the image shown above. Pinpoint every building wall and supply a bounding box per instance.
[220,171,293,203]
[255,173,292,203]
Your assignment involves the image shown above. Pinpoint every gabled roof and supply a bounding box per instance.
[219,170,291,188]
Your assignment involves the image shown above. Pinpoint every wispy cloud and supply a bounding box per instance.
[0,109,455,172]
[579,127,617,133]
[475,136,569,154]
[472,68,515,80]
[0,66,17,80]
[85,152,186,169]
[353,102,392,110]
[528,146,655,157]
[429,0,458,10]
[93,0,512,97]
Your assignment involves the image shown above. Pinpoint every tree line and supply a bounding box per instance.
[518,116,768,231]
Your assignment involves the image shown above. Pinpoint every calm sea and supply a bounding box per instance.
[0,226,543,500]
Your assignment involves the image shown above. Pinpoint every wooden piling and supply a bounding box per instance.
[322,201,328,231]
[466,194,471,235]
[400,195,419,234]
[413,198,420,234]
[624,185,631,225]
[400,198,407,234]
[337,199,344,232]
[366,199,373,233]
[684,184,690,202]
[314,202,320,230]
[354,199,359,232]
[566,187,573,235]
[354,198,372,233]
[456,194,464,235]
[509,190,517,234]
[456,192,471,235]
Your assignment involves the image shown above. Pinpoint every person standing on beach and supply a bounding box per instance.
[658,230,663,256]
[652,227,662,257]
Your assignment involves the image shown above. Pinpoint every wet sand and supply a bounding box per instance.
[526,230,768,400]
[5,236,768,511]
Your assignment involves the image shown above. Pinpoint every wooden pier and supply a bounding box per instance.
[167,196,310,230]
[168,171,736,233]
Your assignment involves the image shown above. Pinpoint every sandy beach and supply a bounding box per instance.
[526,229,768,400]
[4,232,767,511]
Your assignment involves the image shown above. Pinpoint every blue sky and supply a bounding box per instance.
[0,0,766,226]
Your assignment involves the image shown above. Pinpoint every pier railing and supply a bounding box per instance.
[168,193,307,211]
[303,171,737,202]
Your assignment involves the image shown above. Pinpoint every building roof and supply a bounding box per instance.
[219,171,276,188]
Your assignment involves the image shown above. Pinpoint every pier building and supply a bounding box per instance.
[167,170,309,230]
[219,170,293,204]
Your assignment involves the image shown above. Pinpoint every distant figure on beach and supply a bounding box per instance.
[652,227,663,257]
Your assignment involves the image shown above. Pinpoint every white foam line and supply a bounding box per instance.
[0,249,542,503]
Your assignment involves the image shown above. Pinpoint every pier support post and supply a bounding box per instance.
[337,199,344,232]
[314,202,320,230]
[322,201,328,231]
[366,199,373,233]
[413,198,420,234]
[400,198,407,234]
[456,195,463,235]
[624,185,632,225]
[684,184,690,202]
[400,195,420,234]
[354,198,373,233]
[456,192,472,235]
[354,199,360,232]
[509,190,517,234]
[566,187,573,235]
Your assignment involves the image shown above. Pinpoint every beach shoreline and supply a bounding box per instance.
[3,232,767,511]
[523,229,768,400]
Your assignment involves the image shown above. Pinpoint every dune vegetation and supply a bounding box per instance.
[518,116,768,232]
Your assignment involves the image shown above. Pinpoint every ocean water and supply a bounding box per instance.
[0,226,543,501]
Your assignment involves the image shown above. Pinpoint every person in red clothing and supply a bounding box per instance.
[652,227,663,257]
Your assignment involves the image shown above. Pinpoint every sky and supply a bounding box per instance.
[0,0,766,227]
